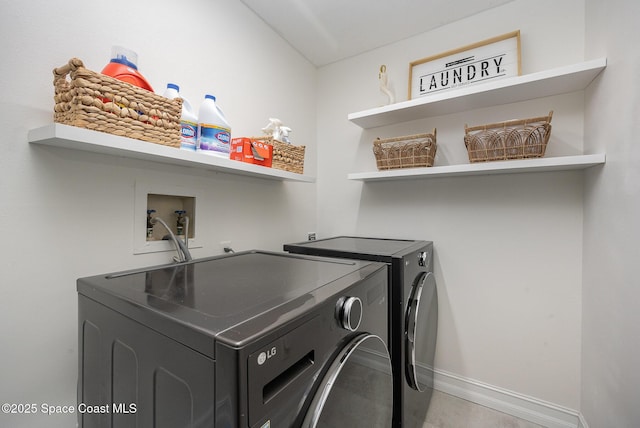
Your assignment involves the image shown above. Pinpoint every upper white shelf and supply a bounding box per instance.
[347,154,606,181]
[28,124,315,183]
[348,58,607,129]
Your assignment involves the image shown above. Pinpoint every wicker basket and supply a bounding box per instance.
[373,130,437,170]
[464,111,553,163]
[53,58,182,147]
[250,136,305,174]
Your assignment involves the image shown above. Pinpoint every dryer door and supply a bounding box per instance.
[301,334,393,428]
[405,271,438,392]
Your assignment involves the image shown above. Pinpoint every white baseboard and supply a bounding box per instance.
[434,368,582,428]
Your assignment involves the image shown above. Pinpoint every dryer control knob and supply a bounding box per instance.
[418,251,429,267]
[336,296,363,331]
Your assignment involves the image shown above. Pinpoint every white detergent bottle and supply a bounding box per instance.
[197,94,231,157]
[163,83,198,151]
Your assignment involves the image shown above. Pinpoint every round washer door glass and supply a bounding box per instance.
[405,271,438,392]
[302,334,393,427]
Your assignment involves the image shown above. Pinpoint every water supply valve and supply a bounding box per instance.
[146,209,156,239]
[175,210,186,236]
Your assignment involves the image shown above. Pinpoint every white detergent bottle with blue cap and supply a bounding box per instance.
[197,95,231,157]
[163,83,198,151]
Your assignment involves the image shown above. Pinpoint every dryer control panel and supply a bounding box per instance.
[417,247,433,270]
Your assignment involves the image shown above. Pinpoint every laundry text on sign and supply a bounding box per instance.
[419,55,506,95]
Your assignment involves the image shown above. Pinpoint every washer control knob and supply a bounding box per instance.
[336,296,363,331]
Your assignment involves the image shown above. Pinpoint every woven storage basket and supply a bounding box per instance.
[53,58,182,147]
[250,136,305,174]
[372,130,437,170]
[464,111,553,163]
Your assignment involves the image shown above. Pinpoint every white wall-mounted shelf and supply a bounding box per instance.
[28,124,315,183]
[347,154,606,181]
[348,58,607,129]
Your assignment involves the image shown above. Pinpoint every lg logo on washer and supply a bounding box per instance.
[257,346,277,365]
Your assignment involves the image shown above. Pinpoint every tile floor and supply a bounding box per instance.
[423,391,545,428]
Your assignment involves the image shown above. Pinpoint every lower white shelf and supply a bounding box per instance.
[347,154,606,181]
[28,124,315,183]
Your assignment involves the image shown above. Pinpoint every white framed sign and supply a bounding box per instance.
[409,30,521,99]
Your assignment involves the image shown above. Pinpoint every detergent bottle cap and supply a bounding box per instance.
[110,46,139,69]
[167,83,180,91]
[205,94,217,101]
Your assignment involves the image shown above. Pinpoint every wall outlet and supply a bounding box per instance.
[220,241,233,252]
[307,232,316,241]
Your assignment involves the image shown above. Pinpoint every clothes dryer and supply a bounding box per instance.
[77,251,391,428]
[284,237,438,428]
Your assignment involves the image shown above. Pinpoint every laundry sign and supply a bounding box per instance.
[409,31,521,99]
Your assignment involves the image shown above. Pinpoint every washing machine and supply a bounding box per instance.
[77,250,392,427]
[284,237,438,428]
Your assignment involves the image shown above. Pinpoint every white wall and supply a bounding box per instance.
[4,0,637,426]
[317,0,586,409]
[582,0,640,426]
[0,0,316,426]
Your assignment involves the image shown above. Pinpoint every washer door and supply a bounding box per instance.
[301,334,393,427]
[405,271,438,392]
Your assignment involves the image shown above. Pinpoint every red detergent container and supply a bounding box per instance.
[101,46,153,92]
